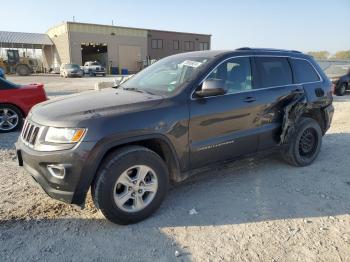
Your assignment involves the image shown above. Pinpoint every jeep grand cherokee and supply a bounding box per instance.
[16,48,334,224]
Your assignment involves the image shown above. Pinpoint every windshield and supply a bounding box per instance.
[120,55,211,96]
[91,62,100,66]
[65,64,80,69]
[325,65,350,76]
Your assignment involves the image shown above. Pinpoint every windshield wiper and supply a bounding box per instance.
[122,87,155,95]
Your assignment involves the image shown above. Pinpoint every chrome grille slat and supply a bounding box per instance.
[26,125,33,141]
[22,121,30,139]
[21,120,41,146]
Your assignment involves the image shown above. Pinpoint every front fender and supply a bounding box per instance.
[71,133,180,206]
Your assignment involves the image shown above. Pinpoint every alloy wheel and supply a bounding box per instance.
[0,108,19,131]
[113,165,158,213]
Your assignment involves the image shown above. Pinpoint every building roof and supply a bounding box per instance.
[0,31,53,48]
[48,21,212,37]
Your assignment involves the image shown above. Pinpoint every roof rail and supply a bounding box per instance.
[235,47,251,50]
[235,47,302,53]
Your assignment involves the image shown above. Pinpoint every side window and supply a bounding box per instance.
[255,57,293,88]
[291,59,320,83]
[206,57,252,94]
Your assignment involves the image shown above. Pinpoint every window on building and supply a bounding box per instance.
[199,42,209,51]
[291,59,320,83]
[173,40,180,50]
[184,41,195,51]
[151,39,163,49]
[255,57,293,88]
[206,57,252,94]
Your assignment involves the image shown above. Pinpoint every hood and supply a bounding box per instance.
[30,88,163,126]
[65,68,80,72]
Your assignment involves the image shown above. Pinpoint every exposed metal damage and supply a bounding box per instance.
[279,89,308,145]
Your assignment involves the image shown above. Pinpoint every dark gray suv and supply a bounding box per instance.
[16,48,334,224]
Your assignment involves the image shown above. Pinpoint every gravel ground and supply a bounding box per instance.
[0,76,350,261]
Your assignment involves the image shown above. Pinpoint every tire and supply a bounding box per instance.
[92,146,169,224]
[335,83,347,96]
[16,64,30,76]
[281,117,322,167]
[0,104,23,133]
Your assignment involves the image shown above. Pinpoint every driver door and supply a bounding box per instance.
[188,57,259,168]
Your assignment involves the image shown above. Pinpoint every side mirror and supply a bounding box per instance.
[195,79,227,98]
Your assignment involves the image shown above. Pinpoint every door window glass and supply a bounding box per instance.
[206,57,252,94]
[255,57,293,88]
[291,59,320,83]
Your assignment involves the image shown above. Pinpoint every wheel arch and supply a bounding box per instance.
[0,102,25,117]
[301,108,326,135]
[72,134,181,206]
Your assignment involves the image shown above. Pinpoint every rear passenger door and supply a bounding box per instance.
[252,56,302,150]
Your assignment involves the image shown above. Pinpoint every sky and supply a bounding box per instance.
[2,0,349,54]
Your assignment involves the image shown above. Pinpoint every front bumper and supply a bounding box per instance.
[15,139,96,204]
[67,72,82,77]
[94,70,105,75]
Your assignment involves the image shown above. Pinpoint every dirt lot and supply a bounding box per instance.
[1,76,350,261]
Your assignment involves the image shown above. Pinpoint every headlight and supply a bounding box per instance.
[45,127,86,144]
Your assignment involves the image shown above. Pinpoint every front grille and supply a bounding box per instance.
[21,120,41,145]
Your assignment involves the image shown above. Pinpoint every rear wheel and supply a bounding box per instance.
[281,117,322,167]
[16,64,30,76]
[92,146,169,224]
[336,83,347,96]
[0,104,23,133]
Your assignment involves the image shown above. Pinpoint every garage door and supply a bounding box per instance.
[118,45,141,72]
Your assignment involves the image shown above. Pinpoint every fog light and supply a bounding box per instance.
[47,164,67,179]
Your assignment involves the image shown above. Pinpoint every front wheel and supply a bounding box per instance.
[92,146,169,224]
[16,64,30,76]
[0,104,23,133]
[281,117,322,167]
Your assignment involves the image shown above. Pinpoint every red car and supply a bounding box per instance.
[0,77,47,132]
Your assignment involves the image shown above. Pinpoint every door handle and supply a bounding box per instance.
[243,97,256,103]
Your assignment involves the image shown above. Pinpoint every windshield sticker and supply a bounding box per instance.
[180,60,203,68]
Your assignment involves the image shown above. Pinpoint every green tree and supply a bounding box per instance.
[332,50,350,60]
[307,51,330,59]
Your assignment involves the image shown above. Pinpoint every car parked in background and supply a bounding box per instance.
[83,61,106,76]
[0,78,47,132]
[15,49,334,224]
[325,65,350,96]
[60,63,83,78]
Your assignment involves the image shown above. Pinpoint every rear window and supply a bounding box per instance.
[255,57,293,88]
[291,59,320,83]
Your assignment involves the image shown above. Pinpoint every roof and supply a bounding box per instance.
[0,31,53,47]
[48,21,211,37]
